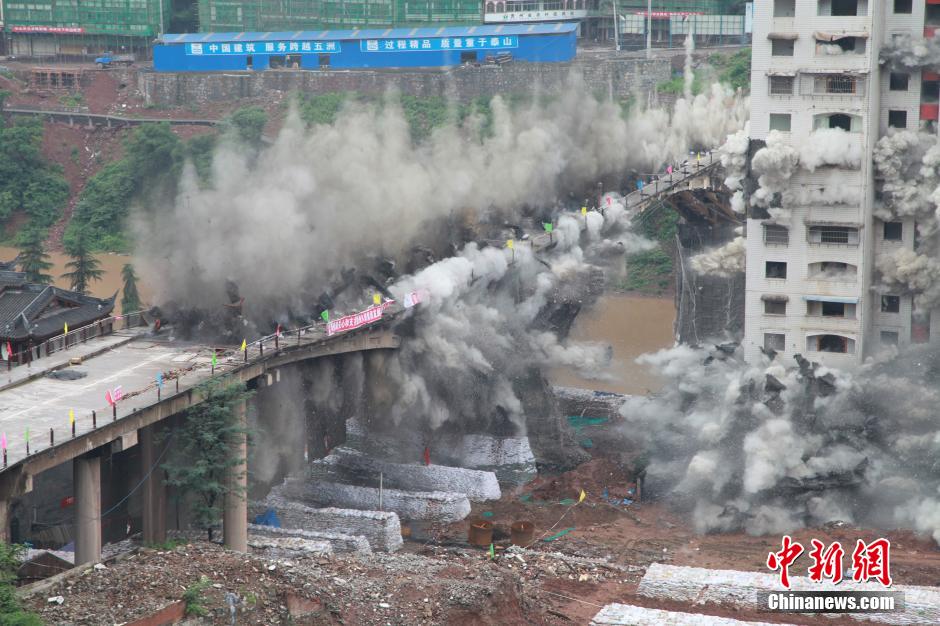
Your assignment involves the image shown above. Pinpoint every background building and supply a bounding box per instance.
[743,0,933,368]
[196,0,482,31]
[2,0,171,58]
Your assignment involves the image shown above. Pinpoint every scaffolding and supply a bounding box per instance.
[3,0,171,58]
[197,0,482,32]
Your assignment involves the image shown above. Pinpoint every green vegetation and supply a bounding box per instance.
[657,74,704,96]
[121,263,141,313]
[182,576,211,617]
[621,203,680,295]
[0,543,43,625]
[620,248,674,294]
[146,537,188,551]
[709,48,751,92]
[0,91,70,234]
[58,93,84,108]
[16,227,53,285]
[62,227,104,294]
[224,106,268,147]
[162,380,253,541]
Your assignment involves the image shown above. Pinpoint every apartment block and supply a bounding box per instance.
[744,0,939,368]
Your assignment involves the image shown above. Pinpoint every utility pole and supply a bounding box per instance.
[646,0,653,59]
[611,0,621,52]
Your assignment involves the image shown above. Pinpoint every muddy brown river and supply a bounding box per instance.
[551,294,675,396]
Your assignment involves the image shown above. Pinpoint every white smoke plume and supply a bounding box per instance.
[881,32,940,69]
[621,343,940,542]
[135,77,747,317]
[690,235,745,277]
[750,131,799,214]
[798,128,862,172]
[718,128,749,213]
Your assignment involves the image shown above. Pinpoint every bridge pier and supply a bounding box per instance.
[74,454,102,565]
[223,401,248,552]
[0,499,8,543]
[140,425,166,545]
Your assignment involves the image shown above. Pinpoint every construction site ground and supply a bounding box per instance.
[20,422,940,625]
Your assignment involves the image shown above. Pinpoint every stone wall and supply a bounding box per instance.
[251,499,403,552]
[138,57,671,107]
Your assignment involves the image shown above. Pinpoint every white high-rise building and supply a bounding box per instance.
[743,0,937,367]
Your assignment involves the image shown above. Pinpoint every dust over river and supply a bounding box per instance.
[0,245,673,395]
[551,294,675,396]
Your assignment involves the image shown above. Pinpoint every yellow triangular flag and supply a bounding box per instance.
[581,206,587,216]
[373,293,381,306]
[69,409,75,425]
[506,239,514,250]
[578,489,586,503]
[240,339,247,351]
[63,323,68,334]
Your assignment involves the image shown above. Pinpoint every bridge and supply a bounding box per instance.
[0,311,401,564]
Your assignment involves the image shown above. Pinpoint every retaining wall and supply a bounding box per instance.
[138,57,671,107]
[591,603,796,626]
[251,499,402,552]
[246,533,334,559]
[248,523,370,554]
[273,477,471,523]
[638,564,940,625]
[329,448,501,502]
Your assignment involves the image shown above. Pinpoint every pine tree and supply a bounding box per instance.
[162,380,252,541]
[121,263,140,313]
[17,228,53,285]
[62,227,103,294]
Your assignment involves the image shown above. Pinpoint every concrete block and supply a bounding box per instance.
[247,533,333,559]
[248,523,368,554]
[251,499,403,552]
[273,476,470,523]
[330,448,501,502]
[591,603,796,626]
[638,564,940,625]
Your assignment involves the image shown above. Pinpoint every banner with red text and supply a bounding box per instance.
[327,302,392,336]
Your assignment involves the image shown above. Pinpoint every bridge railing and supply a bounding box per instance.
[7,310,150,369]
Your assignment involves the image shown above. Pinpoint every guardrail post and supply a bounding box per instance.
[176,377,179,393]
[259,340,263,358]
[112,403,116,421]
[275,333,279,351]
[298,329,301,345]
[49,428,54,446]
[92,410,96,429]
[72,419,75,438]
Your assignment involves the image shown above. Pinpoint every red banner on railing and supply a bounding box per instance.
[327,302,392,336]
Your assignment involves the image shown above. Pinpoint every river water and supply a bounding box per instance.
[551,294,675,396]
[0,245,147,301]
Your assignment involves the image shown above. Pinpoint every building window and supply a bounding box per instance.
[812,334,852,353]
[809,261,857,280]
[889,73,910,91]
[883,221,903,241]
[894,0,912,14]
[763,224,789,245]
[888,110,908,129]
[881,295,901,313]
[764,300,787,315]
[772,39,795,56]
[764,333,786,351]
[808,226,858,245]
[819,0,860,17]
[774,0,796,17]
[766,261,787,279]
[814,74,858,94]
[815,113,854,131]
[821,301,846,317]
[880,330,900,346]
[770,76,795,95]
[769,113,792,132]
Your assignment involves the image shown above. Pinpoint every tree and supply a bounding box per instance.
[62,227,103,294]
[225,106,268,147]
[0,116,69,230]
[121,263,141,313]
[163,380,253,541]
[0,542,43,624]
[17,228,53,285]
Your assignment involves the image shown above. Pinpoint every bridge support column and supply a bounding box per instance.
[74,454,102,565]
[223,401,248,552]
[140,425,166,545]
[0,499,9,544]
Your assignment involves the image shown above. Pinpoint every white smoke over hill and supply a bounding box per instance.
[690,234,745,277]
[135,77,747,317]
